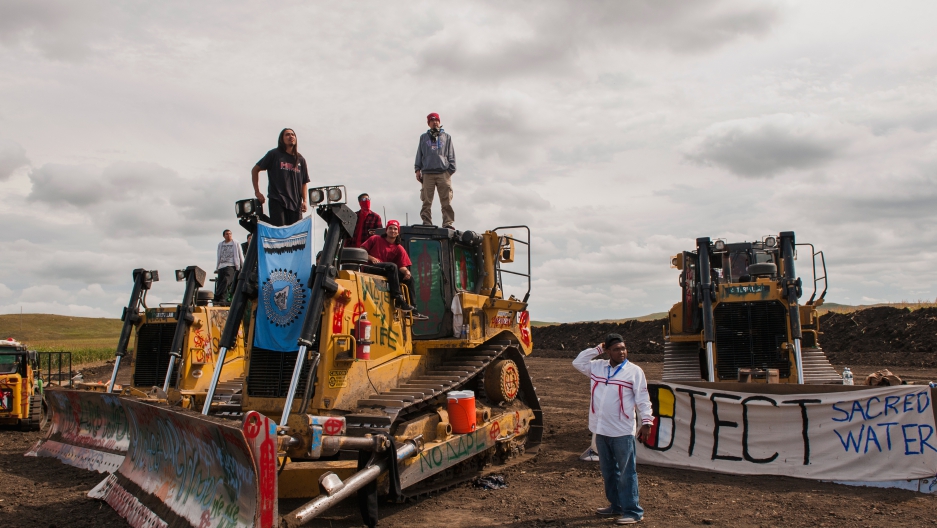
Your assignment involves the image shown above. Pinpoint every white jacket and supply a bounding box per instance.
[216,240,244,271]
[573,347,654,437]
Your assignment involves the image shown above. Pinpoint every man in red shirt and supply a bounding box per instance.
[361,220,427,320]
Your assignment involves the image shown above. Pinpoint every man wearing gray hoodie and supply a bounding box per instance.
[414,112,456,228]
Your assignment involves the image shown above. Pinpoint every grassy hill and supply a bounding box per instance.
[0,314,122,364]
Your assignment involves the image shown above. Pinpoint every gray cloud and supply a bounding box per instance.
[458,99,548,165]
[28,161,176,207]
[0,0,105,60]
[417,1,779,80]
[682,114,859,178]
[0,139,29,180]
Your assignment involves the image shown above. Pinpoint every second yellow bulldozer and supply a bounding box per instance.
[663,231,842,384]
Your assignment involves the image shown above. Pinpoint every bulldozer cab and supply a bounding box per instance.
[400,225,530,340]
[719,242,778,283]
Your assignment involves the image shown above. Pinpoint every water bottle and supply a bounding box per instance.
[842,367,854,386]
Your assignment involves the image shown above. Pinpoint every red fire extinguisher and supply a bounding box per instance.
[356,312,372,360]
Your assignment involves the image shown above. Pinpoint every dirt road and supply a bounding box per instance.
[3,358,937,527]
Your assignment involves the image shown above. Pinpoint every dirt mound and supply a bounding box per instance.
[533,306,937,367]
[820,306,937,367]
[532,319,665,360]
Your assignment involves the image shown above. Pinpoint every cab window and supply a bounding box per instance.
[453,244,477,292]
[0,354,19,375]
[728,252,750,281]
[408,239,447,336]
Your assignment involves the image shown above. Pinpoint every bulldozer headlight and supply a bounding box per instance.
[310,188,325,204]
[764,236,777,248]
[146,270,159,283]
[714,239,726,252]
[309,185,347,206]
[175,269,185,282]
[235,198,259,218]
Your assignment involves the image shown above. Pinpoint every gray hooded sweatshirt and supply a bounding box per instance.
[414,128,456,175]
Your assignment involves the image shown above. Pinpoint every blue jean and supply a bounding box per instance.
[595,434,643,519]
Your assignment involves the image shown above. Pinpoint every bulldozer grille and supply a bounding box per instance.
[132,322,179,388]
[714,301,790,380]
[246,348,311,398]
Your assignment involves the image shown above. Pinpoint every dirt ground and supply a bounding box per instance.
[4,358,937,527]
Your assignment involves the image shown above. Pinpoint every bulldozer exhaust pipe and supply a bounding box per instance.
[697,238,716,382]
[705,342,715,383]
[281,202,357,426]
[108,268,157,393]
[283,440,420,527]
[162,266,206,394]
[794,339,805,385]
[280,344,308,426]
[780,232,804,385]
[202,345,228,414]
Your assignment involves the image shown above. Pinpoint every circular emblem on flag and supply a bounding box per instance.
[261,268,307,327]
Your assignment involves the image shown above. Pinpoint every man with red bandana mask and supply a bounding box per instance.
[414,112,456,228]
[346,193,383,248]
[361,220,428,320]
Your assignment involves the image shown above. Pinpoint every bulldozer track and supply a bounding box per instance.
[345,340,543,449]
[663,341,843,384]
[398,447,539,501]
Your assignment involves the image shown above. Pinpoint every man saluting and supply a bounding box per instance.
[573,334,653,525]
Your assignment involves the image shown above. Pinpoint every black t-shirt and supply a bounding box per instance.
[256,148,311,211]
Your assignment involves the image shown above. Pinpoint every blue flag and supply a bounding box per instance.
[254,217,313,351]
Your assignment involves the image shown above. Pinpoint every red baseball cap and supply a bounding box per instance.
[387,220,400,229]
[427,112,440,122]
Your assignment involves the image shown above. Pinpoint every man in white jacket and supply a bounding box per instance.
[573,333,653,524]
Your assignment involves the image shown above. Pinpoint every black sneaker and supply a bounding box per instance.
[411,311,429,321]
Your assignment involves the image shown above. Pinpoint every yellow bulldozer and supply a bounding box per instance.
[71,266,247,410]
[0,338,44,430]
[31,185,540,527]
[663,231,842,384]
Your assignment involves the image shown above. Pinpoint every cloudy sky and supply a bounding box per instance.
[1,1,936,322]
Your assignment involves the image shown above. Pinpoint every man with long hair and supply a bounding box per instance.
[252,128,310,226]
[414,112,456,228]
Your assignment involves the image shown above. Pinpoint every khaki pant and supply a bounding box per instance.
[420,171,454,227]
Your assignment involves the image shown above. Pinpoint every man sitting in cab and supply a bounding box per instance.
[360,220,428,320]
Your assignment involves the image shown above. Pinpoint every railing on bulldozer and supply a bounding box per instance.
[37,351,72,388]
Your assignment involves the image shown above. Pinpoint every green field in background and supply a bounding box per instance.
[0,314,122,365]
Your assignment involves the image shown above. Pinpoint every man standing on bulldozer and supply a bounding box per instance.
[415,112,456,228]
[573,334,654,524]
[251,128,309,226]
[214,229,244,305]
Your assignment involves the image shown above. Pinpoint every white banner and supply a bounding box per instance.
[636,382,937,481]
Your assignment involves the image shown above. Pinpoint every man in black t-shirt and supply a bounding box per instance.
[251,128,310,226]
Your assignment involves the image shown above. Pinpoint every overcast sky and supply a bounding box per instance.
[1,1,936,322]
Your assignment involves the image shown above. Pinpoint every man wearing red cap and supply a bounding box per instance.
[414,112,456,228]
[361,220,428,319]
[345,193,383,248]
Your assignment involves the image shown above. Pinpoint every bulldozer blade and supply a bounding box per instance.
[89,399,264,528]
[26,389,129,473]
